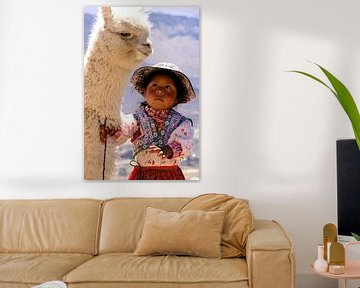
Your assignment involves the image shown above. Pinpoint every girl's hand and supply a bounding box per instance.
[148,145,174,159]
[99,125,117,143]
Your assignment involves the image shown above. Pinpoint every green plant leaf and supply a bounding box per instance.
[288,70,337,99]
[351,232,360,241]
[289,63,360,150]
[316,64,360,148]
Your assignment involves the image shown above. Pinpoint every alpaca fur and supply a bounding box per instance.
[84,7,152,180]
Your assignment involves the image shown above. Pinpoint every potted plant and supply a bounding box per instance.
[290,63,360,241]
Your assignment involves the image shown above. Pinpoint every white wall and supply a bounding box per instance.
[0,0,359,287]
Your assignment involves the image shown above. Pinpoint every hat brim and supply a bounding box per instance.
[130,66,196,103]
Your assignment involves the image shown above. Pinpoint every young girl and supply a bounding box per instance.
[114,62,196,180]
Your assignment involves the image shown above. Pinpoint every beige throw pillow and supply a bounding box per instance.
[181,194,255,258]
[134,207,225,258]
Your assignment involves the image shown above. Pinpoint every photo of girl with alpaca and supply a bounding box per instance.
[84,6,199,180]
[112,62,196,180]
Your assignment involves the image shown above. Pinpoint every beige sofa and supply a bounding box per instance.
[0,197,295,288]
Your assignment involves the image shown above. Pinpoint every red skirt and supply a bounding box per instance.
[128,165,185,180]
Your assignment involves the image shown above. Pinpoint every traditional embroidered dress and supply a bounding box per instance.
[116,105,193,180]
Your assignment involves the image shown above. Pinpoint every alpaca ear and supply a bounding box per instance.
[101,7,112,26]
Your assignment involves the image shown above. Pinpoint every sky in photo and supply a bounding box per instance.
[83,6,199,18]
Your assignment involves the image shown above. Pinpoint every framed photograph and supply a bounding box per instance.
[84,6,200,180]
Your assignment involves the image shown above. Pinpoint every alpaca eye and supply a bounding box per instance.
[119,32,132,39]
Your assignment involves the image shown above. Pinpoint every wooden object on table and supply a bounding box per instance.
[323,223,337,261]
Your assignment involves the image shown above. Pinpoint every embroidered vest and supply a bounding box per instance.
[132,106,187,156]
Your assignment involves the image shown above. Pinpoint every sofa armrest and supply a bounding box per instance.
[246,220,295,288]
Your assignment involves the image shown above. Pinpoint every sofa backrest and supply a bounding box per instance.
[0,199,102,254]
[99,197,190,253]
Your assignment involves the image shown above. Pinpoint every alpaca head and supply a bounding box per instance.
[95,7,153,70]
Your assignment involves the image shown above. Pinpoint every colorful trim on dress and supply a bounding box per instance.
[132,106,187,156]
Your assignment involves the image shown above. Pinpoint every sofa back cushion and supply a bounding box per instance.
[181,194,254,258]
[99,198,190,253]
[0,199,102,254]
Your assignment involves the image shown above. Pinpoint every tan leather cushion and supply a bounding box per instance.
[68,283,249,288]
[0,199,102,254]
[0,253,93,285]
[99,198,190,253]
[0,284,33,288]
[64,253,248,284]
[246,220,295,288]
[181,194,254,258]
[134,207,225,258]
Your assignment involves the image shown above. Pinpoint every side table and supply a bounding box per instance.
[311,242,360,288]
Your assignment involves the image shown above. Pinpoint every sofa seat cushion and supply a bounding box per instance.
[64,253,248,285]
[67,283,249,288]
[0,253,93,285]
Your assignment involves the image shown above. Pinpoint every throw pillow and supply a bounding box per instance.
[134,207,225,258]
[181,193,254,258]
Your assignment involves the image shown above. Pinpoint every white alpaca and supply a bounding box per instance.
[84,7,152,180]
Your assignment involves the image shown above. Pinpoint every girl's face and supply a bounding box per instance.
[144,74,177,110]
